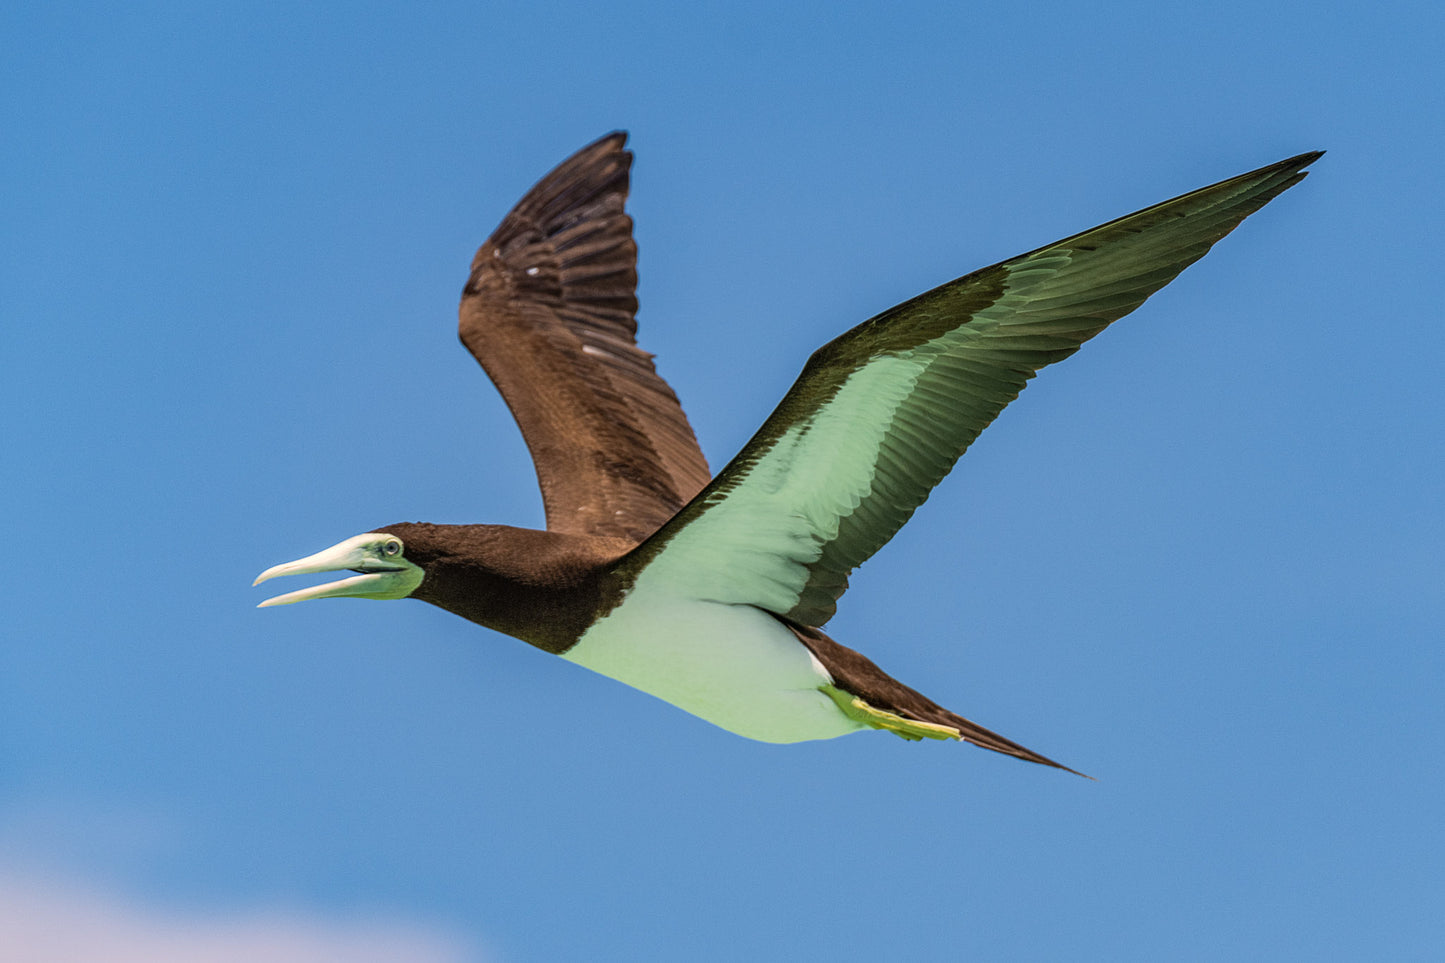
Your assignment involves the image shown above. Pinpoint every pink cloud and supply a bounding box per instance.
[0,873,485,963]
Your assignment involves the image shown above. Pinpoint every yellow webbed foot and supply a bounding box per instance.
[821,685,962,742]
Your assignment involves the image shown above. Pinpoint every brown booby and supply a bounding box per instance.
[255,133,1319,774]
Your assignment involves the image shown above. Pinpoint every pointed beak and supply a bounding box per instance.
[253,535,422,607]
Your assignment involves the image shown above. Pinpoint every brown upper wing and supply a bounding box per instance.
[459,133,711,542]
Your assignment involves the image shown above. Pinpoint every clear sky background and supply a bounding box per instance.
[4,2,1442,960]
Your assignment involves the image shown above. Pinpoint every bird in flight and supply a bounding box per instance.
[256,133,1319,774]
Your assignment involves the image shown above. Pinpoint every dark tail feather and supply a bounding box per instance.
[785,620,1091,778]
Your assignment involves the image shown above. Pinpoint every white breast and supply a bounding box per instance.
[562,580,864,744]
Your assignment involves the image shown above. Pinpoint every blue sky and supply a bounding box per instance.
[4,1,1442,959]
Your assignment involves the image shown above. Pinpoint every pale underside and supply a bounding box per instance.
[563,570,866,743]
[564,357,944,742]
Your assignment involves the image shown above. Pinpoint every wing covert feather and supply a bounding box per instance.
[621,151,1321,625]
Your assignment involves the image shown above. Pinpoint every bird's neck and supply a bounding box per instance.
[403,524,634,654]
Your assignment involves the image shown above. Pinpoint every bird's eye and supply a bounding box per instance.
[382,539,402,557]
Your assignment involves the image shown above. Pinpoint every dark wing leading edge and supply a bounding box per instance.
[621,151,1322,624]
[459,132,711,542]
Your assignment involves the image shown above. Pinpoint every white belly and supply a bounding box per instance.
[562,590,864,744]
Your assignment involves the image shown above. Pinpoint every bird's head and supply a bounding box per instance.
[253,529,426,608]
[253,523,607,652]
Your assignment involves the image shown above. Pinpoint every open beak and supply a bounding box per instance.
[253,534,422,607]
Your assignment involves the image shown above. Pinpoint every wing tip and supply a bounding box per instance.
[1265,148,1325,188]
[466,131,638,287]
[500,131,635,229]
[596,129,629,150]
[1284,148,1326,168]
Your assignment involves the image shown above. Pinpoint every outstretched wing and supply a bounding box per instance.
[620,151,1322,625]
[459,132,711,542]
